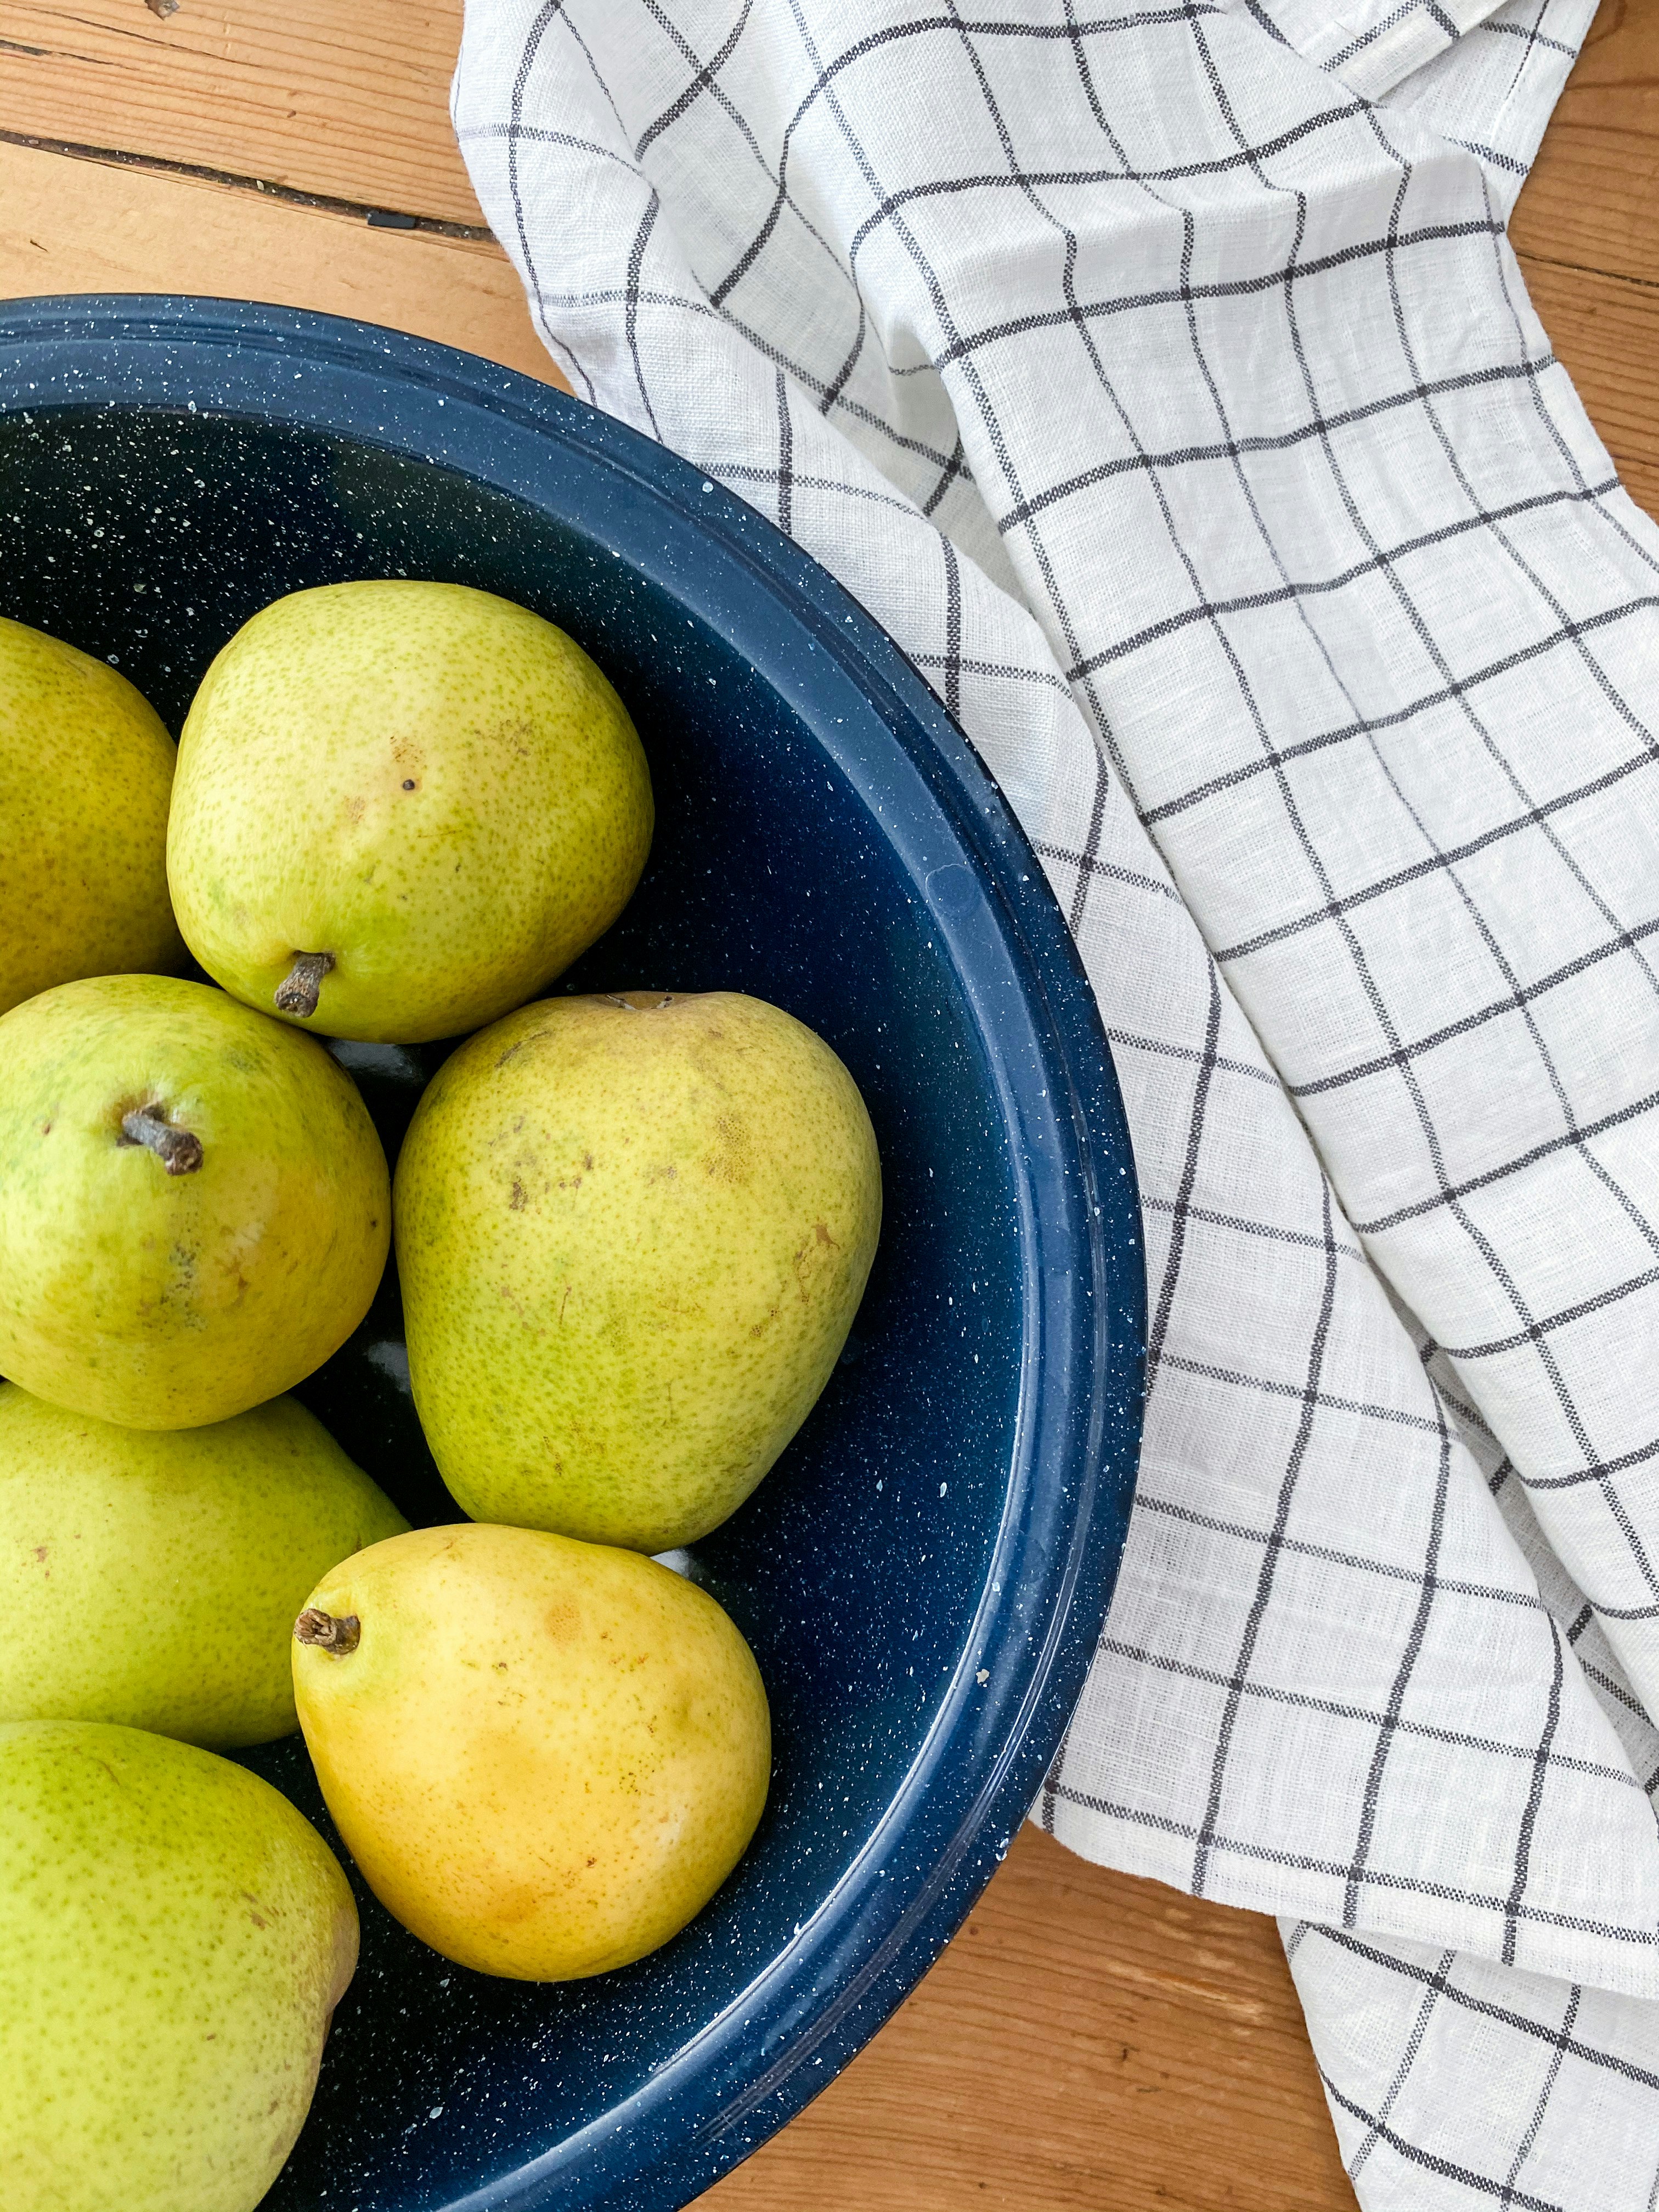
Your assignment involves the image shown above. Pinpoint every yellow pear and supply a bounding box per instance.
[0,974,389,1427]
[0,1385,407,1747]
[292,1522,770,1979]
[0,614,185,1017]
[394,991,881,1550]
[0,1719,358,2212]
[167,580,653,1043]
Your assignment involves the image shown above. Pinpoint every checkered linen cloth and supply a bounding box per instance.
[453,1,1659,2200]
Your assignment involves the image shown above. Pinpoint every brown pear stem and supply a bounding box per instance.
[275,952,334,1018]
[119,1107,203,1176]
[295,1608,360,1656]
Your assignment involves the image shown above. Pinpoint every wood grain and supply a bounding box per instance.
[0,137,558,386]
[1510,0,1659,522]
[699,1827,1357,2211]
[1510,0,1658,287]
[0,0,484,224]
[1516,249,1659,518]
[1,1,1655,2205]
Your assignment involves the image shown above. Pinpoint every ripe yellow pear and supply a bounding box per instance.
[0,974,390,1427]
[292,1522,770,1980]
[0,1385,407,1748]
[0,1719,358,2212]
[394,991,881,1551]
[0,614,186,1016]
[167,580,653,1043]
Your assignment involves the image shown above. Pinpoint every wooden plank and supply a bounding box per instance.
[1509,0,1659,290]
[1516,250,1659,521]
[0,0,483,225]
[0,137,560,387]
[1506,0,1659,524]
[701,1828,1357,2212]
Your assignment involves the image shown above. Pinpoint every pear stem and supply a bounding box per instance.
[275,952,334,1019]
[119,1106,204,1176]
[295,1608,360,1656]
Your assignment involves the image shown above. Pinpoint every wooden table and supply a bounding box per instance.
[1,6,1651,2204]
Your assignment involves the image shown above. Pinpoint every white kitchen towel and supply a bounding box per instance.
[452,0,1659,2199]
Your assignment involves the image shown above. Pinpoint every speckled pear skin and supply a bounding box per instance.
[0,974,390,1429]
[293,1522,769,1980]
[0,1386,407,1748]
[167,580,654,1044]
[394,991,882,1551]
[0,1722,357,2212]
[0,614,186,1017]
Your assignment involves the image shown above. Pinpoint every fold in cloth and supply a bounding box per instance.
[453,1,1659,2199]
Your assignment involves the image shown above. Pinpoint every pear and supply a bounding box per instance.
[0,1385,407,1748]
[394,991,882,1551]
[166,580,653,1043]
[292,1522,769,1979]
[0,614,186,1017]
[0,1719,358,2212]
[0,974,390,1428]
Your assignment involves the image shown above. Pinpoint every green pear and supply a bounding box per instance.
[166,580,653,1044]
[0,1385,407,1748]
[395,991,881,1550]
[0,614,186,1017]
[0,1719,357,2212]
[0,974,390,1429]
[292,1521,768,1979]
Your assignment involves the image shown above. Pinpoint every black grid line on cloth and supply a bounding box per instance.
[933,221,1514,378]
[1287,1912,1659,2211]
[1058,475,1620,679]
[1480,7,1576,59]
[1144,974,1224,1376]
[776,0,1137,955]
[1322,1,1461,76]
[1288,1921,1659,2209]
[999,338,1538,533]
[1213,733,1653,967]
[1353,1083,1659,1238]
[1295,1925,1659,2091]
[1504,1982,1582,2204]
[1132,1489,1560,1616]
[1101,1022,1284,1086]
[1049,1774,1659,1942]
[1503,1618,1567,1966]
[1193,1186,1342,1896]
[1346,1943,1457,2185]
[1285,914,1659,1103]
[499,1,595,402]
[1344,1393,1451,1929]
[1139,1190,1366,1261]
[1155,1348,1448,1432]
[1134,595,1659,826]
[1319,2069,1563,2211]
[1099,1633,1640,1791]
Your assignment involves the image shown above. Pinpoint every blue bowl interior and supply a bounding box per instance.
[0,304,1143,2212]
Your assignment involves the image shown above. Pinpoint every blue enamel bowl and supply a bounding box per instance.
[0,297,1144,2212]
